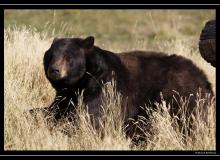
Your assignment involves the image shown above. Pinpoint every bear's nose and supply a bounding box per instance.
[49,67,61,79]
[51,68,60,74]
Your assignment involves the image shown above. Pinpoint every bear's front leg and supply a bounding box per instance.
[25,90,78,125]
[83,86,104,131]
[23,106,56,128]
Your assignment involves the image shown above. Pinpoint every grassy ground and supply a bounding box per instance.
[4,9,216,151]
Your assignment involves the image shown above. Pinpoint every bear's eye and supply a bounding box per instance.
[65,53,74,60]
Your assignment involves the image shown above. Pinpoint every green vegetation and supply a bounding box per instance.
[4,9,215,51]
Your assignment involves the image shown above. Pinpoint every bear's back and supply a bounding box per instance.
[118,51,209,82]
[117,50,212,103]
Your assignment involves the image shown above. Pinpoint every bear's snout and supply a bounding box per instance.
[48,63,67,81]
[48,66,61,80]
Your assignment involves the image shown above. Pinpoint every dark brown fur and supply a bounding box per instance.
[29,36,213,141]
[199,20,216,67]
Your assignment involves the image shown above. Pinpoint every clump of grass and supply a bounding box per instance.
[135,91,216,150]
[68,80,131,150]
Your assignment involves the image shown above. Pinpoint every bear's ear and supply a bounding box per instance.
[82,36,94,49]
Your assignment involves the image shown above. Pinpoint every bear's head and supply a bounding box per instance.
[44,36,95,90]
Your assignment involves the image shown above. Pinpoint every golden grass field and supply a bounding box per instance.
[4,9,216,151]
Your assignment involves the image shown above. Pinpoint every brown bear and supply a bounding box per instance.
[30,36,214,141]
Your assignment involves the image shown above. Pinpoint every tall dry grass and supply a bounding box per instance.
[4,25,215,151]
